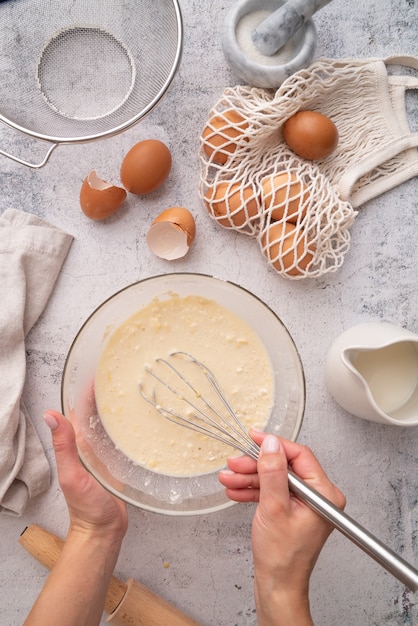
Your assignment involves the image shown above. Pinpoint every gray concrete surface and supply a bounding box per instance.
[0,1,417,624]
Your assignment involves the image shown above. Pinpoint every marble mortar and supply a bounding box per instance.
[222,0,317,88]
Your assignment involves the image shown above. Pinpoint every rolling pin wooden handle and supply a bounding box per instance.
[106,578,200,626]
[19,524,201,626]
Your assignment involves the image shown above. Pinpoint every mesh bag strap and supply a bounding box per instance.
[340,55,418,206]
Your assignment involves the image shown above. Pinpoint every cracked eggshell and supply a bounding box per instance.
[80,170,127,220]
[147,207,196,260]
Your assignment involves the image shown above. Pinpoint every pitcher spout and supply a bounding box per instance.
[326,322,418,426]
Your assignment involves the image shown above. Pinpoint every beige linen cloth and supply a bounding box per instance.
[0,208,73,515]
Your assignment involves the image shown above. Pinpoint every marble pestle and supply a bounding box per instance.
[252,0,332,56]
[221,0,317,88]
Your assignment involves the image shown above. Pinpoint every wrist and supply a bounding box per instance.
[254,576,313,626]
[24,523,125,626]
[65,524,125,560]
[67,512,128,543]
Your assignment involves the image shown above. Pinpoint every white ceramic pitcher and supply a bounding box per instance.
[325,322,418,426]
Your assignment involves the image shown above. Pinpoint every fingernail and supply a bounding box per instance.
[43,412,59,431]
[261,434,280,453]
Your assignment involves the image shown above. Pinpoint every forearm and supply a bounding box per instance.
[24,528,124,626]
[254,576,314,626]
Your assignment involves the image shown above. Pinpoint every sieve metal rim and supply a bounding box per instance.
[0,0,183,150]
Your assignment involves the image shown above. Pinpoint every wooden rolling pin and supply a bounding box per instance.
[19,524,201,626]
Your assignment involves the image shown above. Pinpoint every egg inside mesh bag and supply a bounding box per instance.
[199,55,418,280]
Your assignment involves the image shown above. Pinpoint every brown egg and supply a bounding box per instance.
[204,181,259,228]
[282,111,338,160]
[147,207,196,260]
[260,221,315,277]
[79,170,127,220]
[120,139,172,194]
[261,172,309,222]
[202,109,249,165]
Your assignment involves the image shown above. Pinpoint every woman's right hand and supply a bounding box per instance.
[219,431,346,625]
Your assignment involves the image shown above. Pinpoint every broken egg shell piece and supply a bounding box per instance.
[80,170,127,220]
[147,207,196,260]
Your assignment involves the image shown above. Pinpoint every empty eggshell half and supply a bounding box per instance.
[147,207,196,260]
[80,170,127,220]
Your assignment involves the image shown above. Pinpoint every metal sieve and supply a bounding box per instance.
[0,0,182,168]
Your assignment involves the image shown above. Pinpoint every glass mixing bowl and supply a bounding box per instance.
[61,273,305,515]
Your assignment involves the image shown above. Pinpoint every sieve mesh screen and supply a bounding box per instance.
[37,27,136,121]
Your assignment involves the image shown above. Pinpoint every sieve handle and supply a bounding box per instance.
[288,470,418,591]
[0,140,58,169]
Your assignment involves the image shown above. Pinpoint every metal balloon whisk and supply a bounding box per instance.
[139,351,418,592]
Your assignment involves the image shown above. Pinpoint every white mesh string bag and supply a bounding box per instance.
[199,56,418,280]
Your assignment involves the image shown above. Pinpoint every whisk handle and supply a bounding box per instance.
[287,470,418,591]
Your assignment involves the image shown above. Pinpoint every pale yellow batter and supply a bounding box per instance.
[95,294,273,476]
